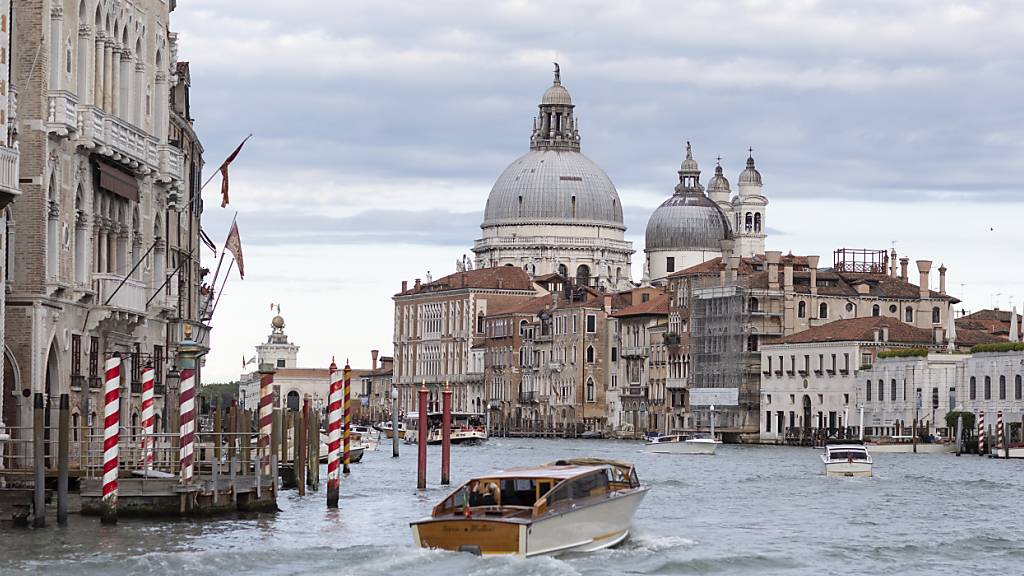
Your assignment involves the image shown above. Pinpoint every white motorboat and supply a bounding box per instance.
[644,434,720,455]
[374,420,406,439]
[404,411,488,445]
[821,443,873,477]
[411,458,648,557]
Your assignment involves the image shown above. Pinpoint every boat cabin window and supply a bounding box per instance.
[546,470,611,506]
[828,449,868,461]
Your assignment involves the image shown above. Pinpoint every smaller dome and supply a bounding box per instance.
[739,155,762,186]
[271,315,285,329]
[708,164,731,194]
[542,84,572,105]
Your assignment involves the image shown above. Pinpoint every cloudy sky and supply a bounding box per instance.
[174,0,1024,382]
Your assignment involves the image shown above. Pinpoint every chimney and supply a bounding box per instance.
[720,239,735,260]
[727,256,740,283]
[371,349,379,370]
[899,258,909,281]
[414,278,421,289]
[890,249,898,277]
[933,327,944,344]
[784,261,794,292]
[807,255,820,295]
[881,326,889,342]
[938,264,947,295]
[766,251,781,291]
[916,260,932,300]
[402,280,408,292]
[603,294,612,314]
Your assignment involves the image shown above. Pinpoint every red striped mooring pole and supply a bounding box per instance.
[343,361,352,475]
[977,410,985,455]
[995,410,1004,458]
[179,368,197,483]
[139,367,155,471]
[327,359,342,508]
[441,382,452,485]
[258,367,274,478]
[101,354,121,524]
[417,382,428,490]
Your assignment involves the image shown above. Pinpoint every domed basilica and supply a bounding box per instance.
[472,66,768,288]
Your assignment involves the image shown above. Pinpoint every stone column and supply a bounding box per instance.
[154,71,168,143]
[94,33,106,109]
[103,39,114,111]
[110,44,121,117]
[134,62,146,126]
[78,25,93,104]
[118,49,132,118]
[49,7,64,90]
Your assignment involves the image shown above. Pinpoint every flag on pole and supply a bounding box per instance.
[242,355,257,369]
[224,220,245,279]
[219,134,252,208]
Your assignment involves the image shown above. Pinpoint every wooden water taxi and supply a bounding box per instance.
[821,442,873,477]
[411,458,648,557]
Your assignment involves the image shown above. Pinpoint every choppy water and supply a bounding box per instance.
[3,439,1024,575]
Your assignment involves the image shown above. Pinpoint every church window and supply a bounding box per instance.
[931,306,940,324]
[745,212,753,232]
[666,256,675,273]
[754,213,762,233]
[872,304,880,317]
[798,301,806,318]
[905,306,914,322]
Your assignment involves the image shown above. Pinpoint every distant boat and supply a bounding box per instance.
[644,433,720,455]
[374,421,406,439]
[821,442,873,477]
[579,430,603,440]
[404,411,488,445]
[866,435,953,454]
[411,458,648,557]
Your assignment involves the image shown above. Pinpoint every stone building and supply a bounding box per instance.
[0,0,21,450]
[4,0,200,462]
[392,266,540,418]
[356,351,393,422]
[472,66,634,290]
[609,289,670,436]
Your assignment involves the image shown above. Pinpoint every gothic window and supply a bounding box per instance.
[66,37,73,76]
[754,212,762,233]
[586,346,594,363]
[586,379,595,402]
[931,306,940,324]
[798,301,806,318]
[819,302,828,319]
[905,306,914,323]
[872,304,880,317]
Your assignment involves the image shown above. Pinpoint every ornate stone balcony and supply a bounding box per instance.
[94,273,147,315]
[0,145,19,201]
[78,105,183,187]
[666,377,687,389]
[47,90,80,136]
[474,235,633,252]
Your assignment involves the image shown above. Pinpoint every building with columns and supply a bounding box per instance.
[472,65,634,290]
[4,0,202,465]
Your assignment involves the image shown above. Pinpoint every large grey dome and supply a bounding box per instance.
[645,193,732,251]
[482,149,624,229]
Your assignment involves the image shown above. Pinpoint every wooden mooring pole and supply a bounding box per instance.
[32,392,45,528]
[57,394,70,526]
[417,383,427,490]
[296,399,307,496]
[441,383,451,485]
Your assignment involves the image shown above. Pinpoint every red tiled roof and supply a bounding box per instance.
[396,267,535,296]
[954,329,1005,347]
[612,293,669,317]
[773,316,934,345]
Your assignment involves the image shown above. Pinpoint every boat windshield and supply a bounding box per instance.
[828,449,868,461]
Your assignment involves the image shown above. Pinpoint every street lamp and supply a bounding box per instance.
[164,368,181,432]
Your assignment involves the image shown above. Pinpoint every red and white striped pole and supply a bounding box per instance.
[139,367,155,471]
[977,410,985,456]
[179,368,196,483]
[258,368,274,477]
[327,359,342,508]
[101,354,121,524]
[343,361,352,475]
[995,410,1004,458]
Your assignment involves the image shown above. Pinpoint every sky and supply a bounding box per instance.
[173,0,1024,383]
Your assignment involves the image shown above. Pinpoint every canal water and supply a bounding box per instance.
[3,439,1023,575]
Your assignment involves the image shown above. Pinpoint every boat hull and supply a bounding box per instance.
[644,440,718,455]
[823,461,872,477]
[412,488,648,558]
[867,443,953,454]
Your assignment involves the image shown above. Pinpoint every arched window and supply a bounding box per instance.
[984,376,991,400]
[905,306,914,322]
[586,346,594,363]
[932,307,940,324]
[798,301,806,318]
[745,212,753,232]
[999,375,1006,400]
[286,390,300,411]
[73,188,88,284]
[754,212,762,232]
[747,334,758,352]
[1016,375,1022,400]
[891,379,897,403]
[576,264,590,286]
[865,380,872,401]
[878,379,884,402]
[749,297,759,312]
[969,376,976,400]
[819,303,828,319]
[556,263,567,278]
[872,304,880,317]
[586,378,595,402]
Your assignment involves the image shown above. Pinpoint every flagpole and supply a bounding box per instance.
[209,259,235,321]
[200,134,253,191]
[206,212,238,295]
